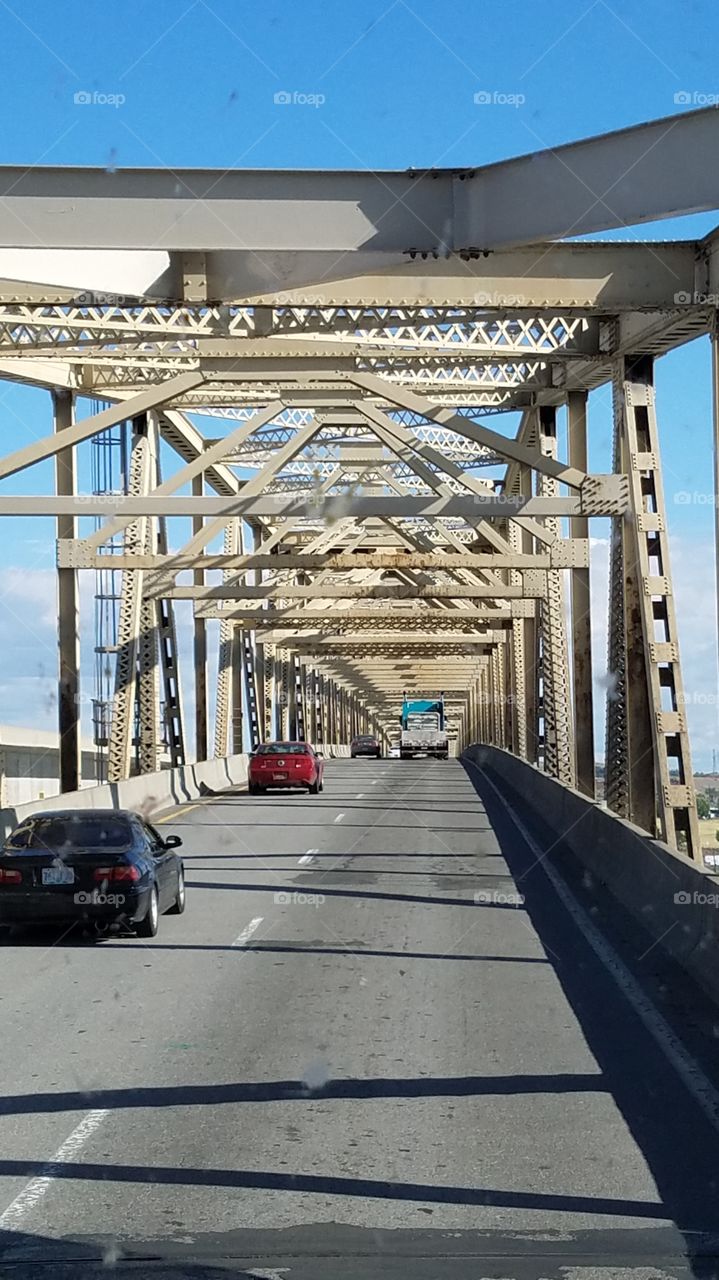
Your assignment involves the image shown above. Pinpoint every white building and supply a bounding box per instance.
[0,725,99,808]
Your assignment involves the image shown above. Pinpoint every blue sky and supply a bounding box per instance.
[0,0,717,765]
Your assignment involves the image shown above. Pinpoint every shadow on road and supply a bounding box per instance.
[462,758,719,1272]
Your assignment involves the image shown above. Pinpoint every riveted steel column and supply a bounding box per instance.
[519,463,539,763]
[137,412,161,775]
[606,369,655,831]
[214,519,242,757]
[108,416,155,782]
[567,391,595,796]
[277,649,290,738]
[537,406,574,785]
[54,389,80,793]
[616,356,699,855]
[192,473,208,761]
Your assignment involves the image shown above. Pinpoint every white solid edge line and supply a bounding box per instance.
[0,1108,109,1229]
[232,916,264,947]
[480,769,719,1134]
[334,813,345,823]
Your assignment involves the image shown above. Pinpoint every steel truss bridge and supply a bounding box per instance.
[1,106,719,860]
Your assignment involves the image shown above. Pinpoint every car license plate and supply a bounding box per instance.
[42,866,74,886]
[273,772,288,781]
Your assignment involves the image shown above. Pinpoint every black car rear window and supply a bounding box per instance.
[256,743,310,755]
[5,815,133,853]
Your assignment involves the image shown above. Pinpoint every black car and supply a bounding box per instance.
[0,809,185,938]
[350,734,382,759]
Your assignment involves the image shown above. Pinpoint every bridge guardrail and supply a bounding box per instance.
[463,743,719,1008]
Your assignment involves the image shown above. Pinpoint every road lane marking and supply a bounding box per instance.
[156,786,248,823]
[0,1109,108,1228]
[232,916,264,947]
[356,793,365,799]
[156,803,202,822]
[481,771,719,1135]
[334,813,345,824]
[298,851,317,866]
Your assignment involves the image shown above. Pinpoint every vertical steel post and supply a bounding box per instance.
[108,416,155,782]
[613,356,700,855]
[192,474,208,762]
[537,406,575,785]
[54,390,80,793]
[605,376,631,819]
[519,463,539,763]
[567,390,595,796]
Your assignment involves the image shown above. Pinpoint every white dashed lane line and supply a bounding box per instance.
[298,850,318,866]
[334,813,345,824]
[232,917,264,947]
[0,1109,109,1229]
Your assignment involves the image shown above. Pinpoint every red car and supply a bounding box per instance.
[248,742,325,795]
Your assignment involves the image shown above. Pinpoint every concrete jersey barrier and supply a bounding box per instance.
[463,743,719,1008]
[0,743,353,838]
[0,753,251,840]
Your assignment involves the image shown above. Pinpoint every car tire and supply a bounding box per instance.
[319,778,324,792]
[136,885,159,937]
[167,865,186,915]
[248,782,259,795]
[308,778,320,795]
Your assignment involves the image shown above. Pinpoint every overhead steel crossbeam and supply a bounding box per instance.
[0,108,717,255]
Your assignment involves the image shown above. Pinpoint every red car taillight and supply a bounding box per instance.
[93,865,141,883]
[0,868,22,884]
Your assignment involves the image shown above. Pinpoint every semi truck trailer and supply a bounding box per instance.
[399,692,449,760]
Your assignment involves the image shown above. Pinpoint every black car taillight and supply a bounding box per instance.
[0,868,22,884]
[93,865,141,883]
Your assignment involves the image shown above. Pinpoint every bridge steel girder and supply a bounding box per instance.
[2,109,718,259]
[0,108,710,836]
[537,406,575,788]
[605,357,700,860]
[107,416,160,783]
[54,389,81,794]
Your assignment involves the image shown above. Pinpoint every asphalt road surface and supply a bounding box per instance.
[0,759,718,1280]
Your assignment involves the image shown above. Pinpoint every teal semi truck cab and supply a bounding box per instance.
[399,693,449,760]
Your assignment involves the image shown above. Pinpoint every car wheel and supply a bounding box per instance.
[319,778,324,792]
[248,782,259,795]
[168,865,186,915]
[136,885,159,937]
[308,778,320,795]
